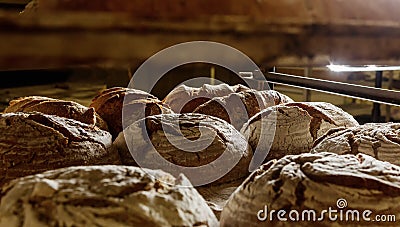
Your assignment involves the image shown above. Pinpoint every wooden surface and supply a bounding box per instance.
[1,0,400,69]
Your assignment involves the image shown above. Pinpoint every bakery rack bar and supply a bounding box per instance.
[263,72,400,107]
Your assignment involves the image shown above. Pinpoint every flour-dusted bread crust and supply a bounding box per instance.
[241,102,359,162]
[312,123,400,166]
[163,84,250,113]
[193,90,293,129]
[0,112,120,187]
[114,113,252,185]
[90,87,172,139]
[220,152,400,226]
[4,96,108,131]
[0,165,218,227]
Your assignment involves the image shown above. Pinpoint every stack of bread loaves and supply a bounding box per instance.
[2,81,399,226]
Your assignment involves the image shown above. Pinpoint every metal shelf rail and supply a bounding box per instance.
[248,71,400,122]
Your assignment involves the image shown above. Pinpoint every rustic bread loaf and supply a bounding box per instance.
[114,113,252,186]
[90,87,172,139]
[0,112,120,187]
[193,90,293,130]
[0,165,218,227]
[4,96,108,131]
[312,123,400,166]
[220,152,400,226]
[241,102,359,163]
[163,83,250,113]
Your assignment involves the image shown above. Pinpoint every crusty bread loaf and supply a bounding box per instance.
[241,102,359,163]
[193,90,293,129]
[90,87,172,139]
[163,84,250,113]
[0,165,218,227]
[4,96,108,131]
[0,112,120,187]
[114,113,252,186]
[220,152,400,226]
[312,123,400,166]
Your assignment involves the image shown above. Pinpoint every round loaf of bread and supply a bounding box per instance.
[241,102,359,164]
[312,123,400,166]
[163,83,250,113]
[90,87,172,139]
[220,152,400,226]
[4,96,108,131]
[0,165,218,227]
[0,112,120,187]
[193,90,293,130]
[114,113,252,186]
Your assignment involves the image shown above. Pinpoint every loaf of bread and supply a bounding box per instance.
[163,83,250,113]
[193,90,293,129]
[0,165,218,227]
[114,113,252,186]
[0,112,120,187]
[4,96,108,131]
[220,152,400,226]
[90,87,172,139]
[241,102,359,163]
[312,123,400,166]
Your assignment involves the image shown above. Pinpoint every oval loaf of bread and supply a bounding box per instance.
[312,123,400,166]
[221,152,400,226]
[163,83,250,113]
[90,87,172,139]
[193,89,293,129]
[114,113,252,186]
[0,112,120,187]
[4,96,108,131]
[241,102,359,163]
[0,165,218,227]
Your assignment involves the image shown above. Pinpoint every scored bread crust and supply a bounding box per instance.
[90,87,172,139]
[163,84,250,113]
[4,96,108,131]
[241,102,359,162]
[114,113,252,185]
[193,89,293,129]
[312,123,400,166]
[220,152,400,227]
[0,165,218,227]
[0,112,121,187]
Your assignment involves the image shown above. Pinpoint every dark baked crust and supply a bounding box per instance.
[193,89,293,129]
[114,113,252,185]
[163,84,251,113]
[0,112,120,187]
[221,152,400,226]
[4,96,108,131]
[90,87,171,139]
[0,165,218,226]
[312,123,400,166]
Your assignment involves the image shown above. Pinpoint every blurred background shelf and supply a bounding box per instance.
[1,0,400,69]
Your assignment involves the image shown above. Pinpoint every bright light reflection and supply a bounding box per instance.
[327,64,400,72]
